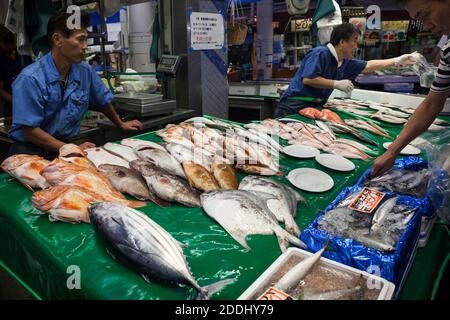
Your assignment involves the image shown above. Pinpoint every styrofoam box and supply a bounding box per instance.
[419,214,437,248]
[259,84,281,98]
[238,247,396,300]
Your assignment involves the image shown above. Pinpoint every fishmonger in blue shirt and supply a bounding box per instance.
[275,23,418,117]
[8,8,143,159]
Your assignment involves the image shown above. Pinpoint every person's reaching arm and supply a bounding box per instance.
[370,90,449,177]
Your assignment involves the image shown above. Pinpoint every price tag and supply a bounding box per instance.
[348,187,386,214]
[257,287,293,300]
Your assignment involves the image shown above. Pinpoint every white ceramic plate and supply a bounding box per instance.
[383,142,421,155]
[287,168,334,193]
[315,154,356,172]
[282,145,320,159]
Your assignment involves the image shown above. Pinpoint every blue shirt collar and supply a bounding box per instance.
[44,52,81,84]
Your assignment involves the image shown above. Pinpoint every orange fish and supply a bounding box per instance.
[298,108,322,120]
[1,154,50,190]
[59,144,96,169]
[41,159,146,208]
[32,185,109,223]
[320,109,344,124]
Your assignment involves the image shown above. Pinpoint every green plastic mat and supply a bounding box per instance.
[0,113,449,300]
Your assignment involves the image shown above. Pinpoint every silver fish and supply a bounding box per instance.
[239,176,304,236]
[274,243,327,294]
[121,138,167,152]
[89,202,234,299]
[130,160,200,207]
[200,190,306,252]
[370,197,398,233]
[103,143,138,162]
[136,147,186,178]
[97,164,171,207]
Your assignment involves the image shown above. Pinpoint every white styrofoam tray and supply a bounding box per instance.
[238,247,396,300]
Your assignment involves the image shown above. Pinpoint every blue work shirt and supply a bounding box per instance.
[280,43,367,103]
[9,52,113,143]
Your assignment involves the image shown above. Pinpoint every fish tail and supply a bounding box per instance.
[196,278,236,300]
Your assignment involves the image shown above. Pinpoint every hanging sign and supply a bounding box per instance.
[190,12,224,50]
[291,18,313,32]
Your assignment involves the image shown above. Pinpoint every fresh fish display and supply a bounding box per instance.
[212,162,239,190]
[298,108,344,124]
[59,144,96,169]
[1,154,50,190]
[32,185,108,223]
[166,143,214,171]
[371,112,408,124]
[200,190,306,252]
[365,168,431,197]
[103,143,138,162]
[236,164,282,176]
[344,119,392,138]
[317,194,416,252]
[136,147,186,178]
[85,147,130,169]
[326,122,378,146]
[274,243,327,294]
[89,202,234,299]
[182,161,220,192]
[41,159,146,208]
[130,160,201,207]
[97,164,152,201]
[239,176,304,236]
[121,138,167,152]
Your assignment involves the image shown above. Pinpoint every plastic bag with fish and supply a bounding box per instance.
[300,184,431,286]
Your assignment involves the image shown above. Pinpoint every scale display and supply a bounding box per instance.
[157,55,182,75]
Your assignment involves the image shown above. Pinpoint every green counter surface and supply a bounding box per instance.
[0,112,448,300]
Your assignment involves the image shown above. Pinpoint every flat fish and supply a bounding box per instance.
[85,147,130,169]
[88,202,234,299]
[200,190,306,252]
[239,175,304,236]
[1,154,50,190]
[136,147,186,178]
[103,142,138,162]
[121,138,167,152]
[131,160,200,207]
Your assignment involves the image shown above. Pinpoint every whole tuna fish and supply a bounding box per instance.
[200,190,306,252]
[239,176,304,236]
[131,160,201,207]
[88,202,234,299]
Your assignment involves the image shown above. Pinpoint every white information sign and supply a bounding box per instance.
[190,12,224,50]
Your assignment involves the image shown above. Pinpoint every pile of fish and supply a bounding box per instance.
[364,168,432,198]
[155,118,282,176]
[317,193,417,252]
[298,108,344,124]
[255,118,376,160]
[326,98,449,129]
[89,202,234,299]
[200,176,305,252]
